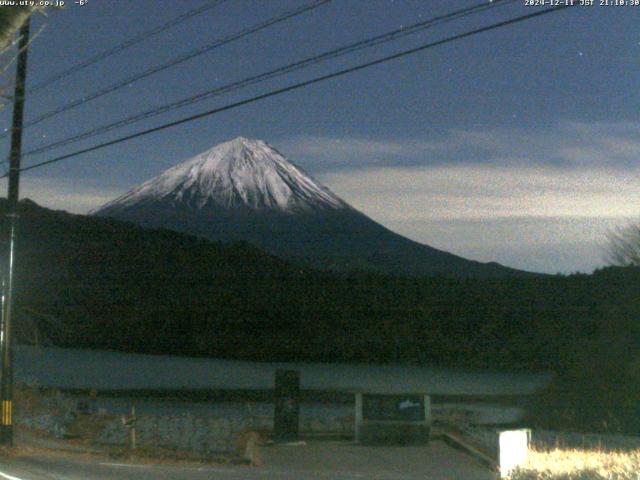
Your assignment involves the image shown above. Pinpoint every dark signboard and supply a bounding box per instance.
[362,394,425,422]
[274,370,300,441]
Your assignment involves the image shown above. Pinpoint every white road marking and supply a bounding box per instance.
[99,462,148,468]
[0,470,25,480]
[99,463,237,474]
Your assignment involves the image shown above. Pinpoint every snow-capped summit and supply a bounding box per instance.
[94,137,529,278]
[96,137,348,214]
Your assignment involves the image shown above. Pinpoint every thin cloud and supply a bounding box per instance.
[384,216,621,274]
[317,165,639,273]
[318,165,640,222]
[278,135,444,169]
[279,121,640,171]
[0,177,123,214]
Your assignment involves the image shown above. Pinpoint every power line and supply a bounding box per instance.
[22,0,515,158]
[9,5,574,177]
[26,0,231,95]
[7,0,331,138]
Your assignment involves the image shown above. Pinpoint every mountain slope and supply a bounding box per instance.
[94,137,533,278]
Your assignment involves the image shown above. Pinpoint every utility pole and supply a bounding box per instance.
[0,18,30,447]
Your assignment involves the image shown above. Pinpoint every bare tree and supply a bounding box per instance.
[606,222,640,266]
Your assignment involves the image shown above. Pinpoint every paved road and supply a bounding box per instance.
[0,441,495,480]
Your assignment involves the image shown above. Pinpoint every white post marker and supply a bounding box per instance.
[499,429,530,478]
[354,393,363,443]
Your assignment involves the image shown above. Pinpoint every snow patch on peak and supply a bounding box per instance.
[96,137,349,214]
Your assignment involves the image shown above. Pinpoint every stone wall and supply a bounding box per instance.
[14,385,356,453]
[98,411,355,453]
[300,413,353,436]
[99,413,273,453]
[15,386,78,438]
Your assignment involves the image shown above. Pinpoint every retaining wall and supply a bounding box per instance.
[99,413,270,453]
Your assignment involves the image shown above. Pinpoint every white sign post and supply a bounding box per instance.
[499,429,530,478]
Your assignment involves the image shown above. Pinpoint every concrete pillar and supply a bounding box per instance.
[424,395,431,427]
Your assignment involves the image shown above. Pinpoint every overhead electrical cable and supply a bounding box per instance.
[23,0,514,158]
[27,0,231,94]
[1,0,331,141]
[9,4,574,177]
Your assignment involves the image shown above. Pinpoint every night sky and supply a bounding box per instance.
[1,0,638,274]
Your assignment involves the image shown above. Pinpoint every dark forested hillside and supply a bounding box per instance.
[2,199,639,432]
[2,199,637,375]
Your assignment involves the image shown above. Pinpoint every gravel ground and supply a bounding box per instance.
[260,439,495,480]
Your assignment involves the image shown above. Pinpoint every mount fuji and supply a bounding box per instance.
[93,137,529,278]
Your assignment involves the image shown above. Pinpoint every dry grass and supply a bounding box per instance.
[510,448,640,480]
